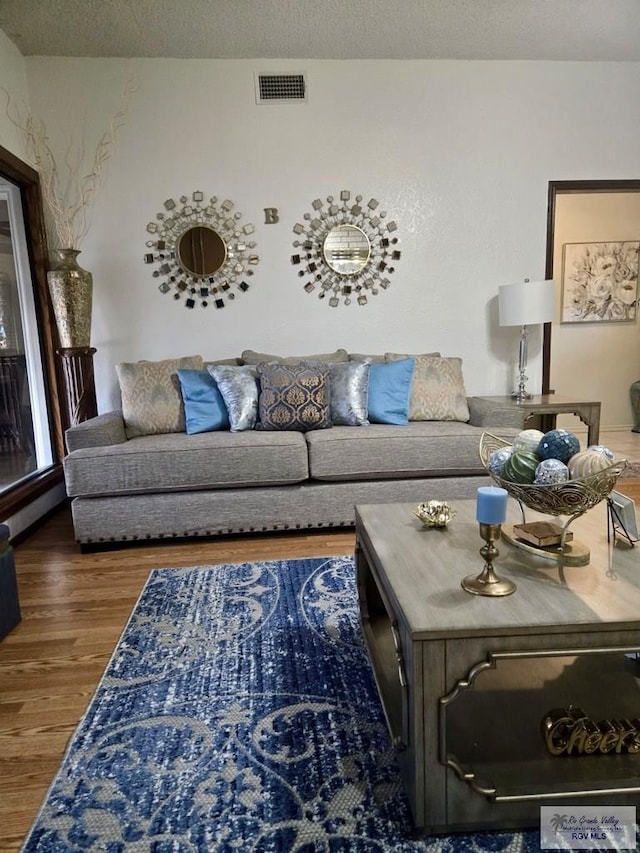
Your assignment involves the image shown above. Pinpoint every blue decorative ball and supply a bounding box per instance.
[537,429,580,464]
[487,447,512,477]
[587,444,615,462]
[534,458,570,485]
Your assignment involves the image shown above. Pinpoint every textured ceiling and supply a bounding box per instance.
[1,0,640,60]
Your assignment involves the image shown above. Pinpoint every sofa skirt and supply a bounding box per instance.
[70,475,492,546]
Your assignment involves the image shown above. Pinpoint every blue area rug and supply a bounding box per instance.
[22,556,537,851]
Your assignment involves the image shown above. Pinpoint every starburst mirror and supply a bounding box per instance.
[144,191,259,309]
[291,190,401,306]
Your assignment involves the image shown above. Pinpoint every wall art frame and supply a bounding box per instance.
[560,240,639,323]
[291,190,401,307]
[144,191,258,309]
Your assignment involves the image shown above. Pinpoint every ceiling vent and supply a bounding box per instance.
[255,73,307,104]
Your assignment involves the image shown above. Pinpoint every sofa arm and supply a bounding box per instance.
[467,397,527,429]
[65,411,127,453]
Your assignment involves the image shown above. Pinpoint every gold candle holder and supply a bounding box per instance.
[461,523,516,597]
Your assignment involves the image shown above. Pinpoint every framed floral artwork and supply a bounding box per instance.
[561,240,639,323]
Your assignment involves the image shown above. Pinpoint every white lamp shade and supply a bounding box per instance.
[498,279,555,327]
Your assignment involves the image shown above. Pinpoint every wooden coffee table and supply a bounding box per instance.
[355,500,640,834]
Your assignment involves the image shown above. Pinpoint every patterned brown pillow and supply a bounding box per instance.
[256,363,332,431]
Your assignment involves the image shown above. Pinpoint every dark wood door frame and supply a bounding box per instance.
[0,144,65,522]
[543,179,640,394]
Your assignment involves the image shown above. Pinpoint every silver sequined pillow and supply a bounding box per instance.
[327,361,370,426]
[207,365,259,431]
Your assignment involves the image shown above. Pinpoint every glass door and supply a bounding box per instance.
[0,177,53,494]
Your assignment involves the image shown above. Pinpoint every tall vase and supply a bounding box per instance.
[47,248,93,348]
[47,249,97,427]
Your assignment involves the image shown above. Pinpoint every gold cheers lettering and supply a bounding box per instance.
[543,707,640,756]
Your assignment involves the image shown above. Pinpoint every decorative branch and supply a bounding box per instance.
[2,74,135,251]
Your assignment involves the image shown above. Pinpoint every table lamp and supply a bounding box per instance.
[498,278,555,403]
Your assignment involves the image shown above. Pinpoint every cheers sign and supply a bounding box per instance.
[543,707,640,756]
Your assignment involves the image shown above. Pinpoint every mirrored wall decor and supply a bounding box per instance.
[291,190,401,306]
[144,191,259,309]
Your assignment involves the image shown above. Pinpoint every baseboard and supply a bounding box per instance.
[4,484,68,543]
[571,425,635,436]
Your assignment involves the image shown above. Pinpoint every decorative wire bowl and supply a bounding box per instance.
[479,432,626,519]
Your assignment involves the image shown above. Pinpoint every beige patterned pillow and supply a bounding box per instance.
[117,355,203,437]
[390,355,469,422]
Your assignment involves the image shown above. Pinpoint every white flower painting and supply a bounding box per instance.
[561,241,639,323]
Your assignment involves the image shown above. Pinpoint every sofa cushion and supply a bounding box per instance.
[256,363,332,431]
[384,351,441,359]
[202,357,243,368]
[207,365,259,431]
[116,355,203,438]
[367,358,414,425]
[242,348,348,365]
[305,422,496,481]
[64,430,309,497]
[348,352,386,364]
[177,369,230,434]
[386,353,470,422]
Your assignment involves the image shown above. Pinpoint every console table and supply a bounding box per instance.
[472,394,601,446]
[356,500,639,834]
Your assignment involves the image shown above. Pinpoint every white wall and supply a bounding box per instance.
[15,57,640,418]
[0,29,30,159]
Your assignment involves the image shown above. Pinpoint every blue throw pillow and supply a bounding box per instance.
[367,358,415,425]
[177,369,230,434]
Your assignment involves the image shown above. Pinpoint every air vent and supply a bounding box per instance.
[255,73,307,104]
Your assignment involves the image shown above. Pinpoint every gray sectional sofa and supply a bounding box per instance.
[63,394,523,547]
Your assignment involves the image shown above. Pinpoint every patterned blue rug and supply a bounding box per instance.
[22,556,538,852]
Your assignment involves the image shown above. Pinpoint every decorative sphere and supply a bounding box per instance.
[534,458,570,485]
[487,447,512,477]
[502,450,538,484]
[512,429,544,457]
[587,444,615,462]
[537,429,580,464]
[568,449,613,480]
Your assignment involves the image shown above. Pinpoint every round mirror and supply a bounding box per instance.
[178,226,227,276]
[322,225,371,275]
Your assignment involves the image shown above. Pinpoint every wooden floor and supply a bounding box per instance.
[1,426,639,850]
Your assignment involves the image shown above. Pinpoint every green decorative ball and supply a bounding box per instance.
[502,450,539,484]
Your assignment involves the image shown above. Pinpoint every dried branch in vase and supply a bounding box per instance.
[2,75,135,251]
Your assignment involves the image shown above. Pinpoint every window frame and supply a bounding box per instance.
[0,143,65,521]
